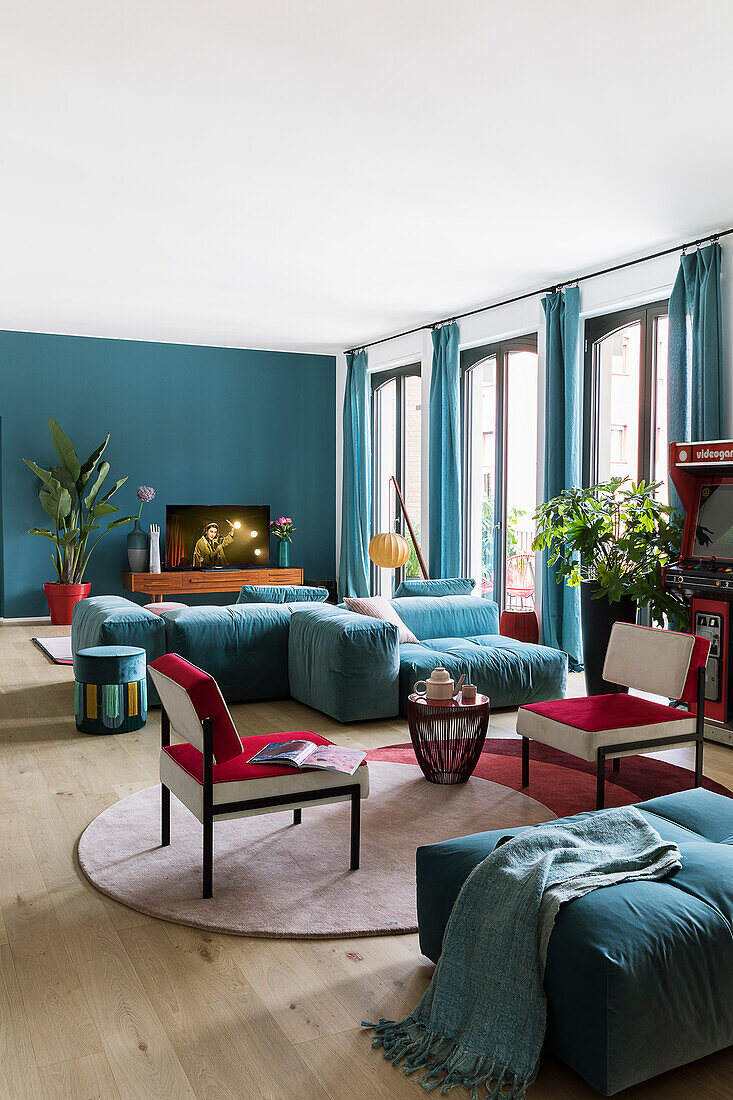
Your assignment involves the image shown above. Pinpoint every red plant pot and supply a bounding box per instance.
[43,582,91,626]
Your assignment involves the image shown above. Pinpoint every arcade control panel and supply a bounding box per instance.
[665,559,733,593]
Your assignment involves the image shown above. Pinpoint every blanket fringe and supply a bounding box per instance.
[362,1019,531,1099]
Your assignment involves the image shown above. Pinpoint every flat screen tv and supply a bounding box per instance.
[693,484,733,560]
[166,505,270,569]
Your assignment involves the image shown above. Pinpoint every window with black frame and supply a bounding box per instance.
[461,335,539,611]
[583,300,669,500]
[370,364,422,596]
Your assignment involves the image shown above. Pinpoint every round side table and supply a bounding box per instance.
[407,693,490,784]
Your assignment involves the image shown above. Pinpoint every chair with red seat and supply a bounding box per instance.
[517,622,710,809]
[148,653,369,898]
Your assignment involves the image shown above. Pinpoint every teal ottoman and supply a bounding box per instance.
[416,788,733,1094]
[74,645,147,734]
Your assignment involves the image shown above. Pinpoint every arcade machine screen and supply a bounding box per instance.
[693,484,733,560]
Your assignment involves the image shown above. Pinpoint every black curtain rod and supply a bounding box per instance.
[344,225,733,357]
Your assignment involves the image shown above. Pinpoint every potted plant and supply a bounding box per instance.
[533,477,686,694]
[24,419,136,624]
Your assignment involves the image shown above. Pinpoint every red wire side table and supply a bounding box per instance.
[407,693,491,784]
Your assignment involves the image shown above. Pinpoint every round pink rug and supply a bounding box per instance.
[77,761,551,938]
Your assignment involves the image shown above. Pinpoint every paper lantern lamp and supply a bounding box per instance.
[369,532,410,569]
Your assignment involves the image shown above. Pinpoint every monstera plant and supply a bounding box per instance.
[24,419,136,622]
[533,477,686,694]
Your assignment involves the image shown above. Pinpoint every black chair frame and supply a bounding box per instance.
[160,709,362,898]
[521,667,707,811]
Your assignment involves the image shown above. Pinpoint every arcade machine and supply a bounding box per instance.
[666,440,733,746]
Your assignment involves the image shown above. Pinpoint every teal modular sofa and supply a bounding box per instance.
[72,593,566,721]
[288,596,567,721]
[416,787,733,1095]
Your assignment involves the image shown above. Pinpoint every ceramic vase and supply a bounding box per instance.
[127,519,149,573]
[278,539,290,568]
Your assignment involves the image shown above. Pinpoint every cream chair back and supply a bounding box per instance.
[149,664,207,753]
[602,622,694,700]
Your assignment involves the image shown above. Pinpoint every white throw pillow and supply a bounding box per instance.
[344,595,419,644]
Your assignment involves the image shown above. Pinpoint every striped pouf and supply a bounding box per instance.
[74,645,148,734]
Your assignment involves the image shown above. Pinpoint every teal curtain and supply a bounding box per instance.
[668,242,723,447]
[338,351,371,600]
[429,323,462,578]
[541,287,583,670]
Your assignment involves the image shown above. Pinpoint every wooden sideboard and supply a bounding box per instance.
[123,568,304,602]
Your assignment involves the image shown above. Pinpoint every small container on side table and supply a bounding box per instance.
[407,693,490,784]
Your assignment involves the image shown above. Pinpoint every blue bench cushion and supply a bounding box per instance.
[416,788,733,1096]
[399,633,567,714]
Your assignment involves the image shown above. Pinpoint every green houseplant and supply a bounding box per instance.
[24,419,136,623]
[533,477,686,693]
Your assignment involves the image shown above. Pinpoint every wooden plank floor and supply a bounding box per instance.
[2,622,733,1099]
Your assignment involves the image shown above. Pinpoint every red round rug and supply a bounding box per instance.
[367,738,731,817]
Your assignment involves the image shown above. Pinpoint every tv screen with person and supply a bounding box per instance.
[165,505,270,569]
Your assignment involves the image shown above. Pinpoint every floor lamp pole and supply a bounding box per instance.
[391,476,429,580]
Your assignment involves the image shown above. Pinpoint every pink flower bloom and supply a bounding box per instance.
[136,486,155,503]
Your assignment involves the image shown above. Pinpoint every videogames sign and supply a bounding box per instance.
[675,442,733,466]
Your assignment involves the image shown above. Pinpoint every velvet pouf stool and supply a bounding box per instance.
[74,645,147,734]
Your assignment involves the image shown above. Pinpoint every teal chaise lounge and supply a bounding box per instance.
[416,787,733,1095]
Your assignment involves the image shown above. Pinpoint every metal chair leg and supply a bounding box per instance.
[521,736,530,787]
[612,757,620,773]
[161,783,170,846]
[350,788,360,870]
[695,737,704,787]
[203,817,213,899]
[596,752,606,810]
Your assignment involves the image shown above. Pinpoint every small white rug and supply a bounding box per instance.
[77,761,551,938]
[33,636,73,664]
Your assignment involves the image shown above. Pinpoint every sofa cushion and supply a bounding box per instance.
[344,595,419,643]
[390,595,499,640]
[393,577,476,598]
[399,633,567,713]
[288,604,400,722]
[416,788,733,1096]
[236,585,328,604]
[161,604,292,703]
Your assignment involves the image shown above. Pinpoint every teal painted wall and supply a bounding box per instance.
[0,331,336,618]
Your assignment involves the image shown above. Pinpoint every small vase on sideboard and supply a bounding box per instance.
[127,519,149,573]
[278,540,290,568]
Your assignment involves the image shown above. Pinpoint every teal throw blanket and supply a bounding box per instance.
[365,807,681,1099]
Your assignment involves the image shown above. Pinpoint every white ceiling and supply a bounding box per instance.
[2,1,733,354]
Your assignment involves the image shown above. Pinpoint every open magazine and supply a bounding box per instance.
[247,739,366,776]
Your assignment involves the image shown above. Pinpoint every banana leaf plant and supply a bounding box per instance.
[24,419,136,584]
